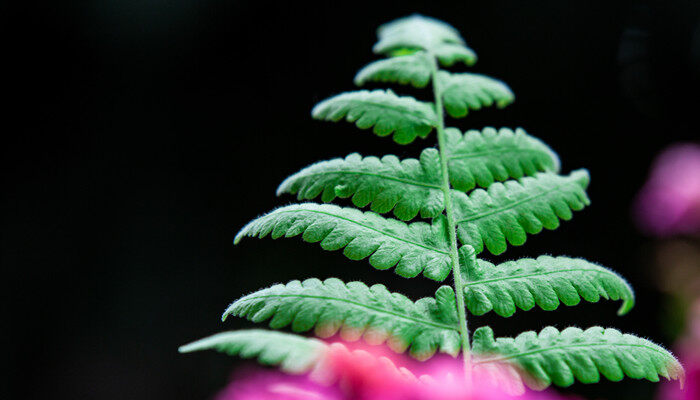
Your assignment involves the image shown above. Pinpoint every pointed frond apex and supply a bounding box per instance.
[276,150,444,221]
[235,204,453,281]
[354,52,432,88]
[312,90,437,144]
[472,326,685,389]
[374,14,466,55]
[223,278,460,360]
[445,127,560,192]
[464,256,635,317]
[438,71,514,118]
[179,330,326,374]
[453,170,590,255]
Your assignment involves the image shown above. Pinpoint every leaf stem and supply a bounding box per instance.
[429,54,472,383]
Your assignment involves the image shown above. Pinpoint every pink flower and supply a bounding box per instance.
[658,299,700,400]
[215,342,569,400]
[634,143,700,236]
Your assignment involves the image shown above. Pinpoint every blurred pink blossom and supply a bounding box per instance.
[635,143,700,236]
[658,299,700,400]
[214,341,569,400]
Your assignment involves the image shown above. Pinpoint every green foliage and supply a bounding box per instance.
[355,53,432,88]
[438,71,514,118]
[373,15,471,60]
[235,203,453,280]
[445,127,560,191]
[181,13,683,392]
[463,256,635,317]
[311,89,437,144]
[179,330,326,374]
[277,150,444,221]
[472,326,684,389]
[223,278,460,360]
[454,170,590,255]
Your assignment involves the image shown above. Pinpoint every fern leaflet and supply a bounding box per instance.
[438,71,514,118]
[374,15,465,54]
[277,150,444,221]
[311,89,437,144]
[454,170,590,255]
[223,278,460,359]
[472,326,684,389]
[464,256,635,317]
[355,52,432,88]
[445,127,560,191]
[179,330,326,374]
[433,42,478,67]
[234,203,453,281]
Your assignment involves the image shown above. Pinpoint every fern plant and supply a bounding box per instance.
[180,14,684,391]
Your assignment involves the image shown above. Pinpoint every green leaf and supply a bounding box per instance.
[354,52,432,88]
[453,170,590,255]
[438,71,514,118]
[464,256,635,317]
[472,326,685,389]
[445,127,560,192]
[312,89,437,144]
[373,14,466,55]
[433,42,478,67]
[234,204,453,281]
[276,150,444,221]
[223,278,460,360]
[179,329,327,374]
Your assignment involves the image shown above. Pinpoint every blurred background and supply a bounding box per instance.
[3,1,700,399]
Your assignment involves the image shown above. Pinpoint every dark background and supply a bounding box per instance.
[3,1,699,399]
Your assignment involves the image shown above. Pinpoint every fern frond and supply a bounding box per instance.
[179,329,326,374]
[454,170,590,255]
[223,278,460,360]
[472,326,685,389]
[354,52,432,88]
[276,150,444,221]
[445,127,560,192]
[312,90,437,144]
[234,204,453,281]
[464,256,635,317]
[438,71,514,118]
[373,14,465,55]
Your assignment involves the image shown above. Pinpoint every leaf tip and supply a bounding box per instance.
[178,340,200,354]
[616,295,635,316]
[571,168,590,189]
